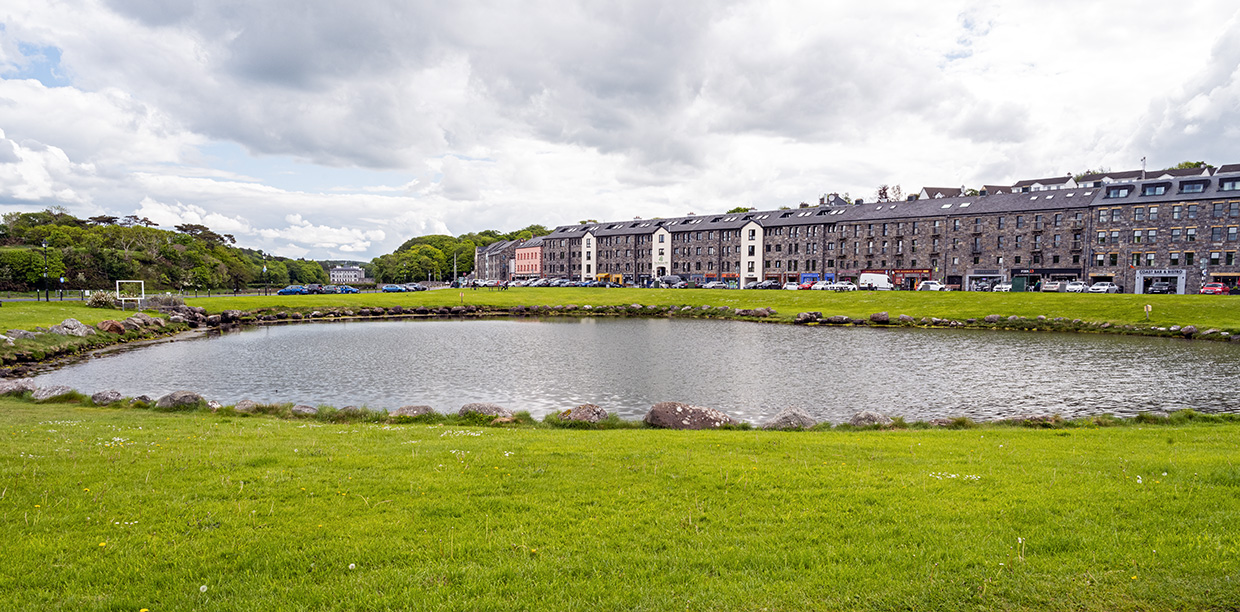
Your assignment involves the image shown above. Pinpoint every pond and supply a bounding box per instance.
[32,317,1240,423]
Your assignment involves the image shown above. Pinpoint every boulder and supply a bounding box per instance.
[390,405,434,418]
[984,314,1001,323]
[899,314,914,323]
[1181,325,1198,336]
[130,312,159,327]
[761,407,817,430]
[560,403,608,423]
[57,318,96,337]
[643,401,738,430]
[155,391,205,409]
[206,315,222,326]
[221,310,243,323]
[32,385,75,401]
[91,390,124,405]
[168,315,187,324]
[97,320,125,334]
[6,329,38,340]
[292,404,318,416]
[460,402,514,418]
[849,410,893,427]
[233,399,259,413]
[207,400,223,411]
[132,395,152,404]
[869,311,890,324]
[121,319,142,332]
[288,312,303,320]
[0,378,36,396]
[826,315,850,324]
[794,312,822,324]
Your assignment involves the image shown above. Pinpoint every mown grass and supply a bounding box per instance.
[3,400,1238,611]
[0,301,182,367]
[187,288,1240,331]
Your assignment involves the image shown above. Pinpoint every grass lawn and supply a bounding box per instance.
[3,401,1238,611]
[186,288,1240,332]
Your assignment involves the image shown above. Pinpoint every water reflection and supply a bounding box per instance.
[33,317,1240,423]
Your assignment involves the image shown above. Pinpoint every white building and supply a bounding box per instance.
[329,266,365,284]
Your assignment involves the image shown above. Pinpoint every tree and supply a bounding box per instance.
[88,215,119,226]
[964,188,980,197]
[875,185,890,202]
[726,206,751,214]
[1171,161,1210,170]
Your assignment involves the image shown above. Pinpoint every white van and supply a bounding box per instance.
[858,273,894,290]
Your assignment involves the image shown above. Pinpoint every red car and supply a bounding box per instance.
[1199,282,1228,295]
[798,281,816,290]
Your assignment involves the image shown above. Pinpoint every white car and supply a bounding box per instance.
[782,282,801,290]
[992,282,1012,292]
[916,280,948,291]
[810,280,834,290]
[1088,282,1120,293]
[829,281,858,291]
[700,281,728,289]
[1065,281,1088,293]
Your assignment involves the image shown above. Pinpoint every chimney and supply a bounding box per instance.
[819,195,826,206]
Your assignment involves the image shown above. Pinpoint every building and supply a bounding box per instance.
[513,236,545,279]
[328,265,366,284]
[474,240,521,282]
[528,163,1240,293]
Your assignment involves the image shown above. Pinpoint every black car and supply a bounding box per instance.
[1147,281,1174,294]
[757,280,782,290]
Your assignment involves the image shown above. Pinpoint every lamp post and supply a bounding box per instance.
[263,255,269,296]
[41,239,49,302]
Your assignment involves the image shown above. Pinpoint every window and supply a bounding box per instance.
[1187,228,1197,242]
[1149,206,1159,221]
[1106,186,1132,198]
[1145,252,1155,266]
[1098,209,1107,223]
[1222,179,1240,191]
[658,234,665,243]
[1095,253,1105,266]
[1111,208,1122,222]
[1132,253,1142,267]
[1232,203,1240,218]
[1110,231,1120,244]
[1182,181,1206,194]
[1016,215,1025,229]
[1171,228,1182,241]
[1097,231,1107,244]
[748,229,756,240]
[1185,252,1194,265]
[1188,205,1198,219]
[1109,253,1119,266]
[953,219,961,231]
[1015,256,1022,264]
[997,217,1005,230]
[1014,235,1022,248]
[997,236,1005,248]
[1170,252,1181,266]
[1211,252,1222,266]
[1148,229,1157,243]
[1132,230,1143,243]
[1134,207,1145,221]
[1230,227,1238,242]
[1054,213,1063,227]
[1053,234,1062,247]
[1173,205,1182,220]
[1229,252,1236,266]
[1142,184,1167,196]
[1214,203,1226,218]
[748,245,755,256]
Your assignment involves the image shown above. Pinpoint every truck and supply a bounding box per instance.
[857,273,894,290]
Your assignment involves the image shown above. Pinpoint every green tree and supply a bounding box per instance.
[726,206,751,213]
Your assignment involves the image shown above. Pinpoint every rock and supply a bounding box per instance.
[643,401,738,430]
[0,378,36,395]
[131,312,159,327]
[91,390,124,405]
[96,320,125,334]
[6,329,38,340]
[761,407,817,430]
[561,403,607,423]
[206,315,222,326]
[288,312,303,320]
[451,306,466,314]
[1007,315,1021,322]
[827,315,850,324]
[849,410,893,427]
[460,402,513,418]
[309,311,323,319]
[292,404,318,416]
[899,314,914,323]
[56,318,96,337]
[390,405,434,418]
[168,315,187,324]
[1169,325,1181,332]
[339,405,361,413]
[207,400,223,411]
[155,390,205,409]
[491,416,517,425]
[1036,315,1047,322]
[869,311,890,324]
[1181,325,1197,336]
[984,314,1001,323]
[234,399,259,414]
[121,319,142,332]
[32,385,75,401]
[132,395,152,404]
[927,418,955,427]
[794,311,821,324]
[221,310,243,323]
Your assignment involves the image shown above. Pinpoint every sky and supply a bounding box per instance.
[1,1,1239,260]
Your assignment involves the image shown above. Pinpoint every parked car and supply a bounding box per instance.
[1146,281,1174,295]
[1200,282,1228,295]
[798,281,816,290]
[405,283,429,292]
[757,280,783,290]
[277,285,307,295]
[916,280,948,291]
[381,284,405,292]
[858,273,893,290]
[1040,281,1067,292]
[992,282,1012,292]
[810,280,834,290]
[700,281,728,289]
[1065,281,1089,293]
[782,282,801,290]
[1088,282,1120,293]
[828,281,858,291]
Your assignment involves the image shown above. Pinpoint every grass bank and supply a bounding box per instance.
[0,301,185,371]
[187,288,1240,332]
[2,401,1238,611]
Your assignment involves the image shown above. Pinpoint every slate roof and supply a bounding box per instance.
[921,187,963,198]
[1012,175,1074,188]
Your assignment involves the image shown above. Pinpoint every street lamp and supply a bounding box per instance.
[263,255,269,296]
[41,239,48,302]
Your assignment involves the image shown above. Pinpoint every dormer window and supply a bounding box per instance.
[1141,183,1168,196]
[1180,180,1208,194]
[1106,186,1132,198]
[1221,178,1240,191]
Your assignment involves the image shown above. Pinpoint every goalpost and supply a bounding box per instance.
[116,280,145,311]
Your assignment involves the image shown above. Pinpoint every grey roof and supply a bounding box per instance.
[921,187,963,198]
[1216,163,1240,175]
[517,236,544,248]
[1089,175,1240,205]
[1012,175,1073,188]
[1078,169,1143,183]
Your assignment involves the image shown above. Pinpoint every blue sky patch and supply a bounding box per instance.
[6,42,71,87]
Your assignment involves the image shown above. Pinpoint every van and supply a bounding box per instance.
[858,273,894,290]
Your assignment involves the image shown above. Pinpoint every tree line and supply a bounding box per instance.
[369,225,549,283]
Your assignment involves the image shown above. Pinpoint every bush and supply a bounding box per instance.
[85,291,118,309]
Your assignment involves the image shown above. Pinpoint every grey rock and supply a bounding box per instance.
[206,315,222,326]
[57,318,96,337]
[207,400,223,411]
[1181,325,1197,336]
[121,319,142,331]
[899,314,914,323]
[132,395,152,404]
[390,405,434,418]
[234,399,259,413]
[168,315,187,324]
[984,314,1001,323]
[561,403,608,423]
[761,407,817,430]
[91,390,124,405]
[291,404,318,416]
[794,311,821,324]
[0,378,36,395]
[32,385,75,401]
[1169,325,1182,332]
[459,402,513,418]
[644,401,738,430]
[870,311,890,324]
[849,410,893,427]
[827,315,850,324]
[6,329,38,340]
[155,390,204,409]
[96,320,125,334]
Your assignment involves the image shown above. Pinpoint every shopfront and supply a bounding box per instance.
[1134,268,1187,294]
[798,272,820,284]
[965,269,1004,291]
[889,268,931,291]
[1010,267,1083,292]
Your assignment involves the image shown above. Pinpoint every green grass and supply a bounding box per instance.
[185,288,1240,331]
[3,401,1239,611]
